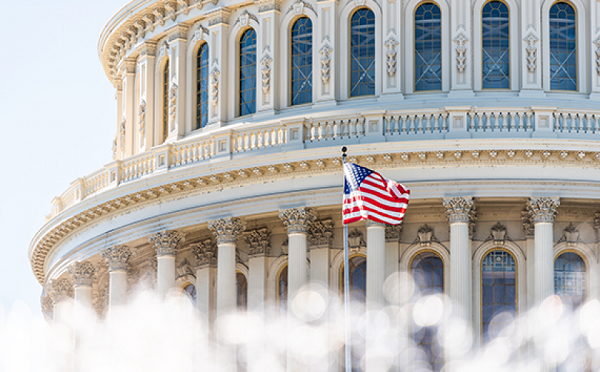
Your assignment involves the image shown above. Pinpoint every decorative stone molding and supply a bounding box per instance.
[138,100,146,135]
[319,37,333,85]
[148,230,186,256]
[119,117,126,152]
[168,83,178,121]
[95,285,109,316]
[41,295,53,321]
[208,217,246,244]
[523,33,539,73]
[235,10,259,28]
[488,222,507,245]
[112,136,117,160]
[143,13,156,32]
[594,36,600,75]
[443,197,476,224]
[526,197,560,223]
[281,238,289,255]
[557,223,580,247]
[279,207,316,234]
[308,219,334,247]
[285,0,315,16]
[101,245,133,272]
[164,2,177,22]
[68,261,97,287]
[256,0,282,12]
[260,47,273,94]
[417,224,438,247]
[453,33,468,73]
[191,238,218,267]
[244,228,271,255]
[177,258,195,277]
[206,8,231,26]
[385,224,402,243]
[48,278,73,304]
[384,32,399,77]
[210,60,220,106]
[191,25,209,44]
[348,228,366,249]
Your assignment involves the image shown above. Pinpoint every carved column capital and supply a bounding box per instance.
[527,197,560,224]
[521,210,535,238]
[385,224,403,243]
[308,219,334,247]
[244,228,271,256]
[47,278,73,304]
[279,207,316,234]
[365,220,386,228]
[68,261,97,288]
[443,197,476,224]
[101,245,133,272]
[148,230,186,256]
[192,238,218,267]
[208,217,246,245]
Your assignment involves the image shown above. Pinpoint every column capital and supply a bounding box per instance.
[244,228,271,256]
[308,219,334,247]
[521,210,535,237]
[365,220,386,228]
[527,197,560,223]
[139,41,157,58]
[101,245,134,272]
[68,261,97,288]
[47,278,73,304]
[192,238,218,267]
[148,230,186,256]
[279,207,316,234]
[208,217,246,244]
[443,197,476,224]
[385,224,403,243]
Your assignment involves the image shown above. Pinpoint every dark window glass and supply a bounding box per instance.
[481,250,516,342]
[239,29,257,116]
[196,43,210,129]
[236,272,248,310]
[183,283,196,305]
[278,265,288,315]
[291,17,313,105]
[549,2,577,91]
[162,60,169,142]
[411,252,444,372]
[482,1,510,89]
[350,9,376,97]
[415,3,442,91]
[555,252,586,307]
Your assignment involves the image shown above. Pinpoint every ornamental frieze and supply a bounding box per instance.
[68,261,97,287]
[192,238,218,267]
[243,228,271,256]
[279,207,316,234]
[526,197,560,224]
[148,230,186,256]
[101,245,134,272]
[443,197,476,224]
[208,217,246,244]
[308,219,334,247]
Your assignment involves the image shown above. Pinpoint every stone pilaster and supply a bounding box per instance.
[148,230,185,298]
[47,278,73,324]
[522,211,536,310]
[192,238,218,321]
[244,228,271,314]
[101,245,133,309]
[69,261,97,316]
[384,225,402,281]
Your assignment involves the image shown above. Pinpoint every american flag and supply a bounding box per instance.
[343,163,410,225]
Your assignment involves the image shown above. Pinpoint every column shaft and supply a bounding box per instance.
[248,255,268,314]
[449,222,471,319]
[196,266,217,322]
[534,222,554,304]
[288,232,308,300]
[157,255,176,299]
[217,242,238,314]
[108,270,128,308]
[366,224,386,311]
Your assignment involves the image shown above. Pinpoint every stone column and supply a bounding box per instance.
[192,238,218,323]
[148,230,185,299]
[48,278,74,324]
[279,208,316,304]
[526,197,560,305]
[101,245,133,309]
[244,228,271,314]
[68,261,97,310]
[208,218,246,317]
[384,225,402,282]
[443,197,476,321]
[522,211,536,311]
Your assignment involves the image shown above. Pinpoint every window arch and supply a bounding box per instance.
[410,251,444,372]
[350,8,376,97]
[415,2,442,92]
[196,43,210,129]
[162,59,169,143]
[277,265,288,314]
[236,272,248,310]
[183,283,197,305]
[239,28,257,116]
[549,2,577,91]
[482,1,510,89]
[481,249,516,342]
[554,251,586,308]
[291,17,313,105]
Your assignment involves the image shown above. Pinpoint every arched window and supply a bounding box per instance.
[549,2,577,91]
[277,265,288,314]
[350,9,376,97]
[239,28,257,116]
[554,252,586,307]
[162,59,169,143]
[341,255,366,372]
[183,283,196,305]
[481,250,516,342]
[482,1,510,89]
[415,3,442,91]
[236,272,248,310]
[196,43,210,129]
[291,17,313,105]
[411,252,444,372]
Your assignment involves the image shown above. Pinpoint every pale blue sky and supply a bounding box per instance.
[0,0,128,314]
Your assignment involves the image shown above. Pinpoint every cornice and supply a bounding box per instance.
[29,147,600,285]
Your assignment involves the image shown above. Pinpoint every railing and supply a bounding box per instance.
[45,106,600,220]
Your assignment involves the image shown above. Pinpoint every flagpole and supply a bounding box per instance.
[341,146,352,372]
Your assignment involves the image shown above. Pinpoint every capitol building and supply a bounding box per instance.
[28,0,600,370]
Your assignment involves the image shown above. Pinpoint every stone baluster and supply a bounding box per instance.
[148,230,185,299]
[101,245,133,309]
[526,197,560,305]
[47,278,74,324]
[191,238,218,322]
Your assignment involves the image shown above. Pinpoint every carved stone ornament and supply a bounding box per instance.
[256,0,282,13]
[169,82,178,120]
[112,135,118,160]
[308,219,334,247]
[521,210,534,237]
[348,228,366,249]
[384,32,399,77]
[41,295,53,321]
[159,42,169,58]
[210,60,220,107]
[490,222,507,245]
[319,37,333,85]
[443,197,476,224]
[385,224,402,243]
[558,223,580,247]
[101,245,133,272]
[260,47,273,94]
[281,238,289,255]
[417,224,437,247]
[206,8,231,26]
[164,2,177,21]
[595,213,600,242]
[244,228,272,255]
[177,258,195,277]
[524,33,539,73]
[68,261,97,288]
[594,36,600,75]
[148,230,186,256]
[143,13,156,32]
[236,10,259,28]
[454,33,468,73]
[48,278,73,305]
[279,207,317,234]
[526,197,560,223]
[119,117,126,152]
[286,0,314,15]
[192,238,218,267]
[208,217,246,244]
[138,100,146,135]
[191,25,209,44]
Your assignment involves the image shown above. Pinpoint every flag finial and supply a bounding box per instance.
[341,146,347,161]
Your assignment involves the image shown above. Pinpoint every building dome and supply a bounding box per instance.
[31,0,600,370]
